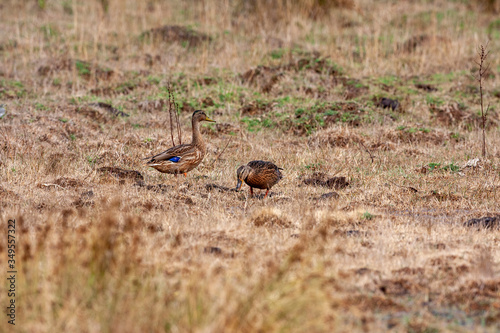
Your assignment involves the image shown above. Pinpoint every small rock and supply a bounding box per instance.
[463,158,481,169]
[378,97,399,111]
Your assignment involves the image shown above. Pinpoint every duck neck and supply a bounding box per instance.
[191,118,204,148]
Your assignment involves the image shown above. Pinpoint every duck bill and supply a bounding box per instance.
[205,116,216,123]
[235,179,243,191]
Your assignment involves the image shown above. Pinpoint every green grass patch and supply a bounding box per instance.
[0,79,27,99]
[426,95,444,106]
[378,75,397,86]
[75,60,91,76]
[425,162,460,173]
[241,116,276,132]
[362,212,374,220]
[269,48,286,60]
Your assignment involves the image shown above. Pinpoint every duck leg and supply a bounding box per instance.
[250,187,254,198]
[183,173,187,177]
[264,189,270,199]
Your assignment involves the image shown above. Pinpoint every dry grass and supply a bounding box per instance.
[1,0,500,332]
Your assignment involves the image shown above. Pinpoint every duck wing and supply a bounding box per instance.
[248,160,283,181]
[144,144,194,164]
[247,160,283,172]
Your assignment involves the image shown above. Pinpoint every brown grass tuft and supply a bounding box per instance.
[249,207,293,228]
[1,0,499,331]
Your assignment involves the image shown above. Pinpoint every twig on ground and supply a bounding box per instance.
[212,138,231,167]
[473,42,490,158]
[356,140,375,163]
[387,180,418,193]
[167,82,182,146]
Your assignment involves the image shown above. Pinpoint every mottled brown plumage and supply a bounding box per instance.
[144,110,215,175]
[235,160,283,198]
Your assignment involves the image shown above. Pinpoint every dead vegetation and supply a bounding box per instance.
[0,0,499,332]
[140,25,211,47]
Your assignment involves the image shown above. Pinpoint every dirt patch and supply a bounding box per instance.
[423,190,460,202]
[464,216,500,229]
[442,279,500,313]
[398,34,451,53]
[98,167,144,181]
[392,267,425,276]
[134,182,173,194]
[37,57,113,81]
[415,83,437,92]
[37,56,73,76]
[141,25,211,47]
[314,192,340,200]
[324,102,364,126]
[343,79,369,100]
[426,255,470,279]
[379,277,425,296]
[174,194,195,206]
[0,186,19,206]
[369,141,396,151]
[240,100,275,116]
[205,183,237,192]
[53,177,84,188]
[196,77,218,86]
[241,66,284,93]
[302,173,349,190]
[308,127,365,148]
[73,190,95,208]
[339,294,405,312]
[430,103,498,129]
[241,55,341,93]
[382,128,447,145]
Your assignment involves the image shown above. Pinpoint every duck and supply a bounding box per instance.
[144,110,215,176]
[235,160,283,198]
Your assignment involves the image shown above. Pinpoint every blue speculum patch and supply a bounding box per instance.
[168,156,181,163]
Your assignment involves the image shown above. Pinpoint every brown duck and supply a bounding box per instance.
[235,160,283,198]
[144,110,215,176]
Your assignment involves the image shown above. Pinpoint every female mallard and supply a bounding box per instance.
[235,160,283,198]
[144,110,215,176]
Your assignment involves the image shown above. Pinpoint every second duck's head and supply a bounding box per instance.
[193,110,216,123]
[235,165,252,191]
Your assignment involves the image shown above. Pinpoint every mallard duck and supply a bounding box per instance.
[144,110,215,176]
[235,160,283,198]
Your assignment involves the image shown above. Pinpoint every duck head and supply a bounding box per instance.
[235,165,252,191]
[193,110,216,123]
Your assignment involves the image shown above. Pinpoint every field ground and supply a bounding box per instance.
[1,0,500,332]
